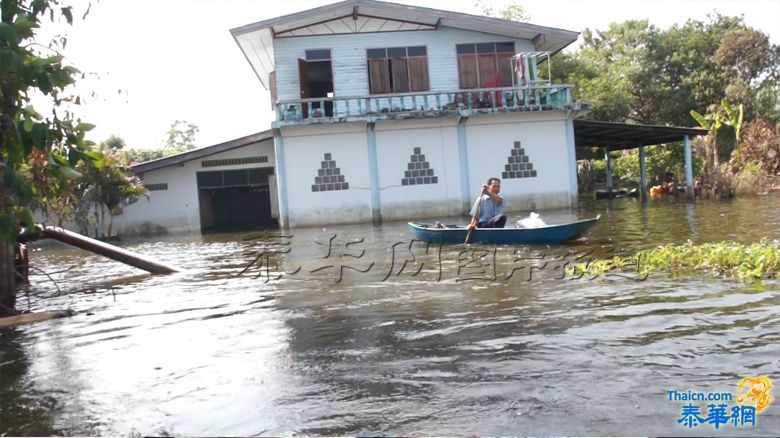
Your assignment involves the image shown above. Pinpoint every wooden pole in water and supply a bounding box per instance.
[0,242,16,313]
[37,225,180,275]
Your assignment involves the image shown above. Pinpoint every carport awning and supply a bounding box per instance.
[574,120,708,150]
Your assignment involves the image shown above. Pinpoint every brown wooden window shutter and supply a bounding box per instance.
[457,54,478,89]
[368,59,390,94]
[408,57,429,92]
[477,54,499,88]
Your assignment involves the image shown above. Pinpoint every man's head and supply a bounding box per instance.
[486,177,501,194]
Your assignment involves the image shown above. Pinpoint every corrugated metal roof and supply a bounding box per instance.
[574,120,708,150]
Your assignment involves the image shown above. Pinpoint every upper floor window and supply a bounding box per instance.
[456,42,514,89]
[367,46,429,94]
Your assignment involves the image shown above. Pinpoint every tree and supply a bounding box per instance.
[119,121,200,164]
[565,14,779,130]
[77,153,147,238]
[0,0,99,241]
[99,134,125,151]
[1,0,99,309]
[165,119,198,152]
[475,0,530,22]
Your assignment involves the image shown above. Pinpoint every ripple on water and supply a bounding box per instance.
[3,195,780,435]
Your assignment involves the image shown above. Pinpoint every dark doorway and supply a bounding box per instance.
[197,167,277,232]
[298,51,333,118]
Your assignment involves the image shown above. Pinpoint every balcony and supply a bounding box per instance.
[273,84,580,127]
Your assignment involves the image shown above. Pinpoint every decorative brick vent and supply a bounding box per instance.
[312,153,349,192]
[502,141,537,179]
[402,147,438,185]
[144,183,168,191]
[201,156,268,168]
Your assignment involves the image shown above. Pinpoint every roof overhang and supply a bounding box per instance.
[231,0,579,90]
[131,130,273,175]
[574,120,708,151]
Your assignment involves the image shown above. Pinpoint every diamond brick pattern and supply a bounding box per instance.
[401,147,438,186]
[311,153,349,192]
[502,141,538,179]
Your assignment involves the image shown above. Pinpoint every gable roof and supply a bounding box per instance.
[131,130,273,175]
[231,0,579,89]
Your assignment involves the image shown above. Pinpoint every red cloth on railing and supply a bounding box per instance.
[485,73,503,107]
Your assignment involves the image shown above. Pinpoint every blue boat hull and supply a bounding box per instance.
[408,216,600,245]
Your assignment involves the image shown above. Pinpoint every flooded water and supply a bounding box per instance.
[2,194,779,436]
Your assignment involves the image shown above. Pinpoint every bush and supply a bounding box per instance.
[732,119,780,174]
[734,160,769,196]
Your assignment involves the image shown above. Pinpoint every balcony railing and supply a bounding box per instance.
[274,84,574,125]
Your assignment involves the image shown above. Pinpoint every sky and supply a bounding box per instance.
[48,0,780,150]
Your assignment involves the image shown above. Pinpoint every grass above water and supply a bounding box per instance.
[572,239,780,280]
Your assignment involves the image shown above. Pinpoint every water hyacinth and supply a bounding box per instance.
[571,239,780,280]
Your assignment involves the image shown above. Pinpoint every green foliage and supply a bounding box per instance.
[0,0,97,241]
[733,160,768,196]
[614,145,688,183]
[571,240,780,280]
[43,148,148,237]
[121,147,166,164]
[79,152,148,237]
[100,134,125,151]
[474,0,530,22]
[566,15,779,127]
[165,119,198,152]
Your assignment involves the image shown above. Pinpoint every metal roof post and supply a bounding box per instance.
[604,147,613,193]
[684,135,693,198]
[639,145,647,201]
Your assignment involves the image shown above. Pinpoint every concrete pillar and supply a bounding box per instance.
[639,145,647,200]
[564,117,579,207]
[684,134,693,198]
[272,128,290,229]
[457,116,471,213]
[366,122,382,225]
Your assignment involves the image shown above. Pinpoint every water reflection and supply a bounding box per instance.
[1,194,779,435]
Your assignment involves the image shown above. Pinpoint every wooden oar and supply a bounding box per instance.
[464,191,483,244]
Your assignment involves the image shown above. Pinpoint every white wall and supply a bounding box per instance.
[278,111,578,227]
[464,112,574,212]
[115,139,275,235]
[374,118,462,220]
[273,26,535,101]
[280,123,373,227]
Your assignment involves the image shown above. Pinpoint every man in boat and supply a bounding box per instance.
[466,177,507,231]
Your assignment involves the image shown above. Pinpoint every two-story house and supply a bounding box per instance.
[114,0,591,235]
[232,0,587,228]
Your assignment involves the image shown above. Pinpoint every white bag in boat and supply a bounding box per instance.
[516,212,547,228]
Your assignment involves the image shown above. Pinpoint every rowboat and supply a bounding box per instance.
[408,214,600,245]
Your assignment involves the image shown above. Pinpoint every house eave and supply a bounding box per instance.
[230,0,579,89]
[131,130,274,175]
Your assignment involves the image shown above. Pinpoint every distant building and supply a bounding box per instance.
[119,131,276,234]
[117,0,588,234]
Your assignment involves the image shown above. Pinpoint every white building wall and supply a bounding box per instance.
[115,139,275,235]
[280,123,373,227]
[374,118,462,220]
[464,112,574,212]
[273,26,535,102]
[277,111,577,227]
